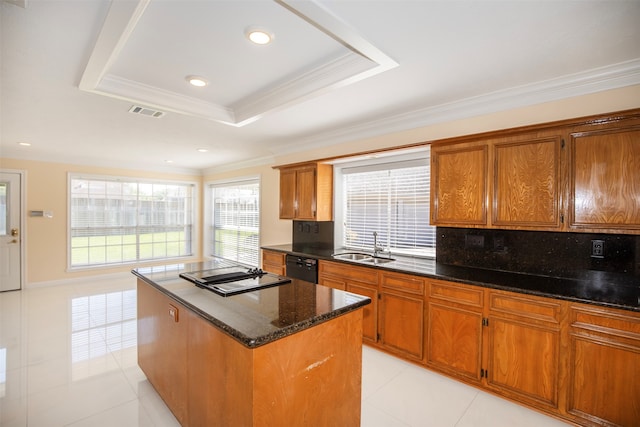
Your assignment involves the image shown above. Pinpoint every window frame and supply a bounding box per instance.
[204,175,261,267]
[67,173,198,270]
[334,148,435,259]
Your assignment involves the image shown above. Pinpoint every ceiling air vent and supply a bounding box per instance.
[128,105,165,118]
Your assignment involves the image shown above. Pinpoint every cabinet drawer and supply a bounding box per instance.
[571,304,640,337]
[380,272,425,295]
[318,261,377,285]
[489,291,563,325]
[428,280,484,308]
[262,250,285,265]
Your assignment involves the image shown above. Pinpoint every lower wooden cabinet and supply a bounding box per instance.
[378,271,426,362]
[317,259,639,426]
[426,279,484,384]
[262,249,285,275]
[485,291,566,410]
[319,261,379,344]
[567,303,640,426]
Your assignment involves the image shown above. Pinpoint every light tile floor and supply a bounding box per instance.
[0,275,570,426]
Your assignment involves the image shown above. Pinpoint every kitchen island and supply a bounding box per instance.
[132,259,370,426]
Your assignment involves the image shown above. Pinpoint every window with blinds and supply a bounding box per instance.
[208,178,260,267]
[69,175,194,268]
[339,150,435,258]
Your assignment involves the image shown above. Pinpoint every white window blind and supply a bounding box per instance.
[69,176,194,268]
[341,153,435,258]
[209,179,260,266]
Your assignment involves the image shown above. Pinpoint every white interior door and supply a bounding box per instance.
[0,172,22,291]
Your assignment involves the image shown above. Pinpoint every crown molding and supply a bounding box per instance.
[271,58,640,156]
[78,0,398,127]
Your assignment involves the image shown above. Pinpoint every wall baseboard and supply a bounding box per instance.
[26,271,134,289]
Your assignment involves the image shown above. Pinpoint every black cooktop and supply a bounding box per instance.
[180,266,291,296]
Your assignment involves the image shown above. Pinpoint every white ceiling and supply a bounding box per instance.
[2,0,640,174]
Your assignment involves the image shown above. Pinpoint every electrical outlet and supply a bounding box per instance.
[591,240,605,258]
[465,234,484,249]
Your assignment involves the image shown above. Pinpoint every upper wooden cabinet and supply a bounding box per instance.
[432,132,563,230]
[278,162,333,221]
[431,109,640,234]
[492,134,562,229]
[568,126,640,232]
[431,143,488,226]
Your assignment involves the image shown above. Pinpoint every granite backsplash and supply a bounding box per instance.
[436,227,640,279]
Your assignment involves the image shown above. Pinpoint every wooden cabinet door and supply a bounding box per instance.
[486,291,564,409]
[319,260,378,343]
[279,168,297,219]
[295,166,317,220]
[486,318,560,408]
[493,135,562,229]
[379,291,424,361]
[567,304,640,426]
[426,280,484,383]
[346,282,378,344]
[137,280,189,425]
[431,144,488,226]
[569,127,640,232]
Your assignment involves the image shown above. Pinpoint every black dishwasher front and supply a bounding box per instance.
[285,255,318,284]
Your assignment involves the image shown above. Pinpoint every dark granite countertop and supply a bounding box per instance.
[132,258,371,348]
[262,244,640,312]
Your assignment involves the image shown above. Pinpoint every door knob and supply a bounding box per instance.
[10,239,18,244]
[11,228,19,237]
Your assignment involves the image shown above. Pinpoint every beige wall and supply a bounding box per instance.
[273,84,640,165]
[2,84,639,285]
[0,158,201,285]
[201,165,291,249]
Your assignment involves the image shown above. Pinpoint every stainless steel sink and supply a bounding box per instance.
[361,257,395,264]
[332,253,395,265]
[332,252,372,261]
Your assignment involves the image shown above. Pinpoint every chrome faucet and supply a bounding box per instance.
[373,231,383,257]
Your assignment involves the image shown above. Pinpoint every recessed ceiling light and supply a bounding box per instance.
[197,148,208,153]
[246,28,273,45]
[186,75,208,87]
[18,142,31,146]
[165,160,174,164]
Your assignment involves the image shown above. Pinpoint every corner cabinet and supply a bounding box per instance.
[277,162,333,221]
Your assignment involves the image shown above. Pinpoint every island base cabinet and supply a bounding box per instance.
[252,309,363,426]
[137,279,189,425]
[138,279,365,427]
